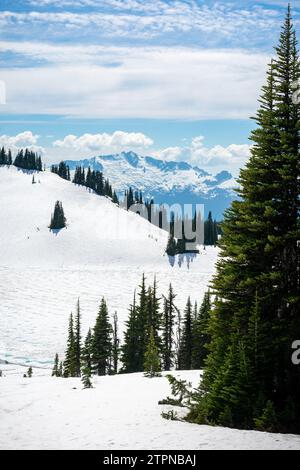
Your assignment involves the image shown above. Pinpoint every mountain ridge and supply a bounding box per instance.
[63,151,238,219]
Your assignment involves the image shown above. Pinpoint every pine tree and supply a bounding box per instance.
[146,277,161,350]
[74,299,81,377]
[162,284,177,371]
[81,365,93,389]
[64,313,77,377]
[111,312,119,374]
[166,234,177,256]
[135,274,149,372]
[189,6,300,432]
[121,294,139,373]
[92,298,112,376]
[82,328,93,372]
[52,353,60,377]
[191,292,211,370]
[27,367,33,378]
[49,201,66,230]
[178,298,193,370]
[144,327,161,378]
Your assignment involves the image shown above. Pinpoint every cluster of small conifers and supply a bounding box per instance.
[0,147,42,171]
[52,276,212,389]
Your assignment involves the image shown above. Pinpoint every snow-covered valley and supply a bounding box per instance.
[1,165,299,451]
[0,166,217,366]
[1,364,300,450]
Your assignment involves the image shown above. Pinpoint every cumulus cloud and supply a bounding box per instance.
[53,131,153,153]
[0,131,45,154]
[154,136,251,174]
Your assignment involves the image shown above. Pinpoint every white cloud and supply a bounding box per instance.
[0,44,269,119]
[0,131,45,154]
[53,131,153,152]
[154,136,251,174]
[0,3,286,41]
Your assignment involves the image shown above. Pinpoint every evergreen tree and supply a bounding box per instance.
[49,201,66,230]
[52,353,60,377]
[81,365,93,389]
[112,312,119,374]
[135,275,149,372]
[144,327,161,378]
[74,299,81,377]
[121,294,139,373]
[191,292,211,369]
[92,298,112,376]
[162,284,177,371]
[13,149,42,171]
[166,234,177,256]
[64,313,77,377]
[178,298,193,370]
[27,367,33,378]
[189,6,300,432]
[82,328,93,372]
[146,277,161,349]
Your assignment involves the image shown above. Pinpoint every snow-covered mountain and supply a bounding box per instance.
[64,152,238,220]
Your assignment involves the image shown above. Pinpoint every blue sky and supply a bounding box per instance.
[0,1,299,174]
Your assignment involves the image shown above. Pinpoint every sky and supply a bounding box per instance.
[0,0,299,175]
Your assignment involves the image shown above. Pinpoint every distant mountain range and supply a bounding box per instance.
[64,151,238,219]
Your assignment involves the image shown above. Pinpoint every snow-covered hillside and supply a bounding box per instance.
[0,166,218,366]
[1,365,300,450]
[64,152,237,219]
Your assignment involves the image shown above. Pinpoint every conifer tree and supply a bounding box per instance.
[74,299,81,377]
[52,353,60,377]
[144,327,161,378]
[49,201,66,230]
[82,328,93,372]
[166,234,177,256]
[146,277,161,350]
[121,294,139,373]
[135,275,149,371]
[191,292,211,370]
[178,297,193,370]
[92,298,112,376]
[162,284,177,371]
[112,312,119,374]
[81,365,93,389]
[189,6,300,432]
[64,313,77,377]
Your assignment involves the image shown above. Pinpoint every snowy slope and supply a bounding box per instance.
[1,365,300,450]
[64,152,237,219]
[0,166,218,366]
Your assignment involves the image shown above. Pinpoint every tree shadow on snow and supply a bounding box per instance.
[49,228,65,236]
[167,252,198,269]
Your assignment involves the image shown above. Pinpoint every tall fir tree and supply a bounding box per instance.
[121,294,139,373]
[191,292,211,370]
[74,299,82,377]
[189,6,300,432]
[135,274,149,372]
[82,328,93,372]
[52,353,60,377]
[49,201,66,230]
[144,327,161,378]
[161,284,177,371]
[178,297,193,370]
[64,313,77,377]
[112,311,119,374]
[92,298,112,376]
